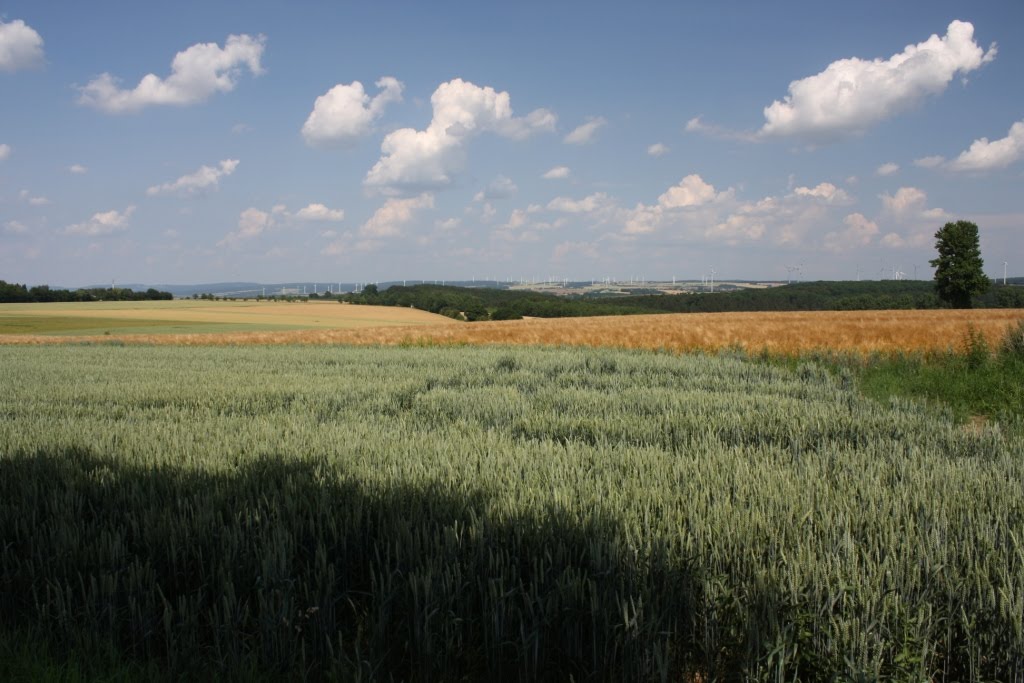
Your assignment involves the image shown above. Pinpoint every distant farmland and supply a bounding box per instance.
[0,299,455,336]
[5,305,1022,355]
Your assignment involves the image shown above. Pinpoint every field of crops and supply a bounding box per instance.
[0,300,454,336]
[3,307,1022,355]
[2,344,1022,681]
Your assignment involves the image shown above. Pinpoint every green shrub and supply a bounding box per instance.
[961,324,991,369]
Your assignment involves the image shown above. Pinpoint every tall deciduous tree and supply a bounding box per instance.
[930,220,989,308]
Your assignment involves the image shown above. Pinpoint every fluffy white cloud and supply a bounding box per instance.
[147,159,239,196]
[360,193,434,237]
[791,182,852,204]
[880,186,927,215]
[877,187,945,247]
[496,203,562,241]
[760,20,996,140]
[542,165,570,179]
[365,79,555,193]
[5,220,28,234]
[547,193,612,213]
[624,174,733,235]
[913,155,945,168]
[658,174,720,208]
[502,208,531,231]
[68,164,88,174]
[301,77,403,146]
[79,34,265,113]
[823,212,879,252]
[0,19,44,72]
[296,203,345,221]
[473,176,518,201]
[218,207,273,247]
[564,116,607,145]
[647,142,669,156]
[0,144,10,161]
[64,206,135,236]
[622,175,865,247]
[947,119,1024,171]
[876,162,899,176]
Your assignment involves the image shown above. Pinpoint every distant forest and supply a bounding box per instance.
[0,280,173,303]
[341,281,1024,321]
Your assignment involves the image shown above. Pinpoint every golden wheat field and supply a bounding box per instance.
[3,306,1023,355]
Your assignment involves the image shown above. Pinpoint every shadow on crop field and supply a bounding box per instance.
[1,448,716,682]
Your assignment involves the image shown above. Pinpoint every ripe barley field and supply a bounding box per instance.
[4,307,1022,355]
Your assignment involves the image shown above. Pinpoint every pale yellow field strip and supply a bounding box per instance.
[0,300,456,330]
[4,307,1022,354]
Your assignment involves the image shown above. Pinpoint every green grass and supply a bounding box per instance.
[855,353,1024,422]
[2,345,1022,681]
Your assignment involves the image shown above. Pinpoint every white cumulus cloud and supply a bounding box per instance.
[79,34,265,113]
[647,142,669,156]
[625,174,733,235]
[301,77,403,146]
[360,193,434,237]
[877,187,946,247]
[147,159,239,196]
[64,206,135,236]
[547,193,612,214]
[68,164,88,174]
[542,165,570,179]
[880,187,927,216]
[5,220,29,234]
[0,19,44,72]
[947,119,1024,172]
[876,162,899,176]
[759,20,996,140]
[658,174,721,208]
[364,78,555,194]
[296,203,345,221]
[823,212,879,252]
[564,116,607,145]
[913,155,945,168]
[0,144,10,161]
[218,207,273,247]
[791,182,852,204]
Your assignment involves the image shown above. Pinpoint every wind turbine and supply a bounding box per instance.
[709,268,716,293]
[1005,261,1009,285]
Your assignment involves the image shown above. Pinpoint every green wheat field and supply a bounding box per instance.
[2,344,1022,681]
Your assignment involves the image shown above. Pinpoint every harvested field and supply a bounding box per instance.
[0,300,456,336]
[4,307,1022,355]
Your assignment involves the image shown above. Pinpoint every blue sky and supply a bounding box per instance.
[1,1,1022,285]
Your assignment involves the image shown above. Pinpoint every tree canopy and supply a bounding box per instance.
[929,221,989,308]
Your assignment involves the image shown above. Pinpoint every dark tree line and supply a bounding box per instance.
[0,281,173,303]
[340,280,1024,322]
